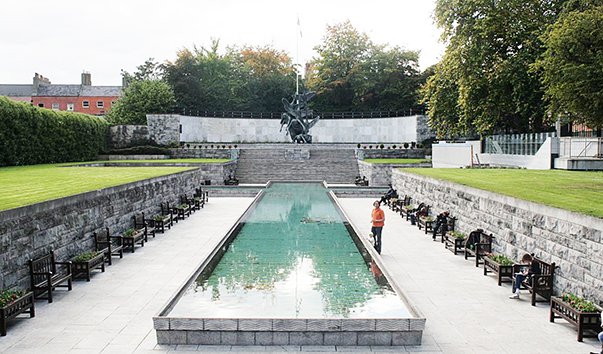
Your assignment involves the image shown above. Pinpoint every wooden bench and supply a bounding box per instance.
[464,229,494,267]
[417,214,434,234]
[513,255,556,306]
[160,202,177,224]
[392,195,411,213]
[411,204,430,225]
[133,212,155,240]
[93,228,124,266]
[28,250,72,303]
[434,216,456,242]
[195,187,209,205]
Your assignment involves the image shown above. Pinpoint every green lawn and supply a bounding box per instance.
[403,168,603,218]
[0,164,196,211]
[364,158,431,164]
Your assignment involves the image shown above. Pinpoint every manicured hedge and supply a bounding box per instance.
[0,97,109,166]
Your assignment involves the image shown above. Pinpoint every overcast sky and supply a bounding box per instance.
[0,0,444,86]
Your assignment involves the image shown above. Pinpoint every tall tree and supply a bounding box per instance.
[307,21,423,112]
[423,0,566,136]
[536,4,603,129]
[163,42,295,113]
[106,80,176,125]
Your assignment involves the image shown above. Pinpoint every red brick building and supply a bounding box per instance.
[0,72,122,116]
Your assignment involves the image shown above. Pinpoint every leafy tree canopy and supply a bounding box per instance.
[306,20,423,112]
[536,4,603,128]
[106,80,176,125]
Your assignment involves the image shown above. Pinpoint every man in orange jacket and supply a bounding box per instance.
[371,200,385,254]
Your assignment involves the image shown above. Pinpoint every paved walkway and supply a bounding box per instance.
[0,197,600,354]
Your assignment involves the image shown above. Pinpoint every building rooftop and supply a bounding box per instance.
[0,84,34,97]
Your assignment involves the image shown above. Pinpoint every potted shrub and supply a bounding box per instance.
[357,143,361,148]
[0,289,35,336]
[444,231,466,255]
[403,142,409,149]
[483,253,515,285]
[72,251,105,281]
[550,293,602,342]
[122,228,145,253]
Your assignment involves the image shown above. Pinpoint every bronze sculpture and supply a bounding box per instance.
[280,91,320,143]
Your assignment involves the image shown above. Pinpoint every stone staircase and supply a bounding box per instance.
[235,147,359,184]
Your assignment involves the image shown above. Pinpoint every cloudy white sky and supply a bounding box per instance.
[0,0,445,86]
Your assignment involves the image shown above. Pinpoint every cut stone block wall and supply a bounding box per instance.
[356,149,425,160]
[358,161,431,186]
[0,163,235,291]
[391,170,603,303]
[108,125,150,148]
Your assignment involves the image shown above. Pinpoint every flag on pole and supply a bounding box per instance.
[297,15,303,38]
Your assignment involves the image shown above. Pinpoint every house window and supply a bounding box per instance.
[38,103,44,107]
[52,103,59,110]
[96,101,104,108]
[82,101,89,108]
[67,103,74,111]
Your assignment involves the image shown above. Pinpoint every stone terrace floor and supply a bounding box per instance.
[0,197,600,354]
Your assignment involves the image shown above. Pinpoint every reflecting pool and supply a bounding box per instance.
[170,182,410,318]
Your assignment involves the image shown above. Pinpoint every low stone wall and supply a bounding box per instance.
[170,148,234,159]
[391,170,603,303]
[0,163,235,291]
[358,161,431,186]
[356,148,424,160]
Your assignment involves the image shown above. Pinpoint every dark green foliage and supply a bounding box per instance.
[72,251,102,263]
[307,21,424,112]
[106,145,170,155]
[106,80,176,125]
[0,97,109,166]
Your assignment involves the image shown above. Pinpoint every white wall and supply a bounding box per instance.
[432,138,557,170]
[431,141,481,168]
[177,115,427,143]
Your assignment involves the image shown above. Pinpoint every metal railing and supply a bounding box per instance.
[163,109,424,119]
[484,132,556,155]
[559,137,603,158]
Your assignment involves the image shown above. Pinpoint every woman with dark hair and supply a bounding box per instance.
[509,253,541,299]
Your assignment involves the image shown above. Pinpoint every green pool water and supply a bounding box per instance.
[170,182,410,318]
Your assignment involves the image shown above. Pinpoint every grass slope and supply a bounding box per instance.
[0,164,195,211]
[403,169,603,218]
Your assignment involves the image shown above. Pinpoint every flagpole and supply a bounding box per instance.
[296,14,300,96]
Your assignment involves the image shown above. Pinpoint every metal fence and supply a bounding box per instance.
[484,132,556,155]
[559,137,603,158]
[166,109,424,119]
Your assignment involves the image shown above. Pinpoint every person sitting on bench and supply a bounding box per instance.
[380,185,398,205]
[509,253,541,299]
[432,211,450,240]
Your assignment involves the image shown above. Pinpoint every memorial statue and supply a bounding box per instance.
[280,90,320,143]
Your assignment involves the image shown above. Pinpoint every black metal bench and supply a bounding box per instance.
[93,227,124,265]
[513,255,556,306]
[28,250,72,303]
[464,229,494,267]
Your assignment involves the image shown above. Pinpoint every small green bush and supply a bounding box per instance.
[72,251,102,263]
[562,293,599,312]
[106,145,170,155]
[0,289,25,307]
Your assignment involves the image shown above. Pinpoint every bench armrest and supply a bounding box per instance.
[32,271,54,276]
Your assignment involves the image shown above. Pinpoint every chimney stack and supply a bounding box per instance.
[33,73,51,94]
[81,72,92,86]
